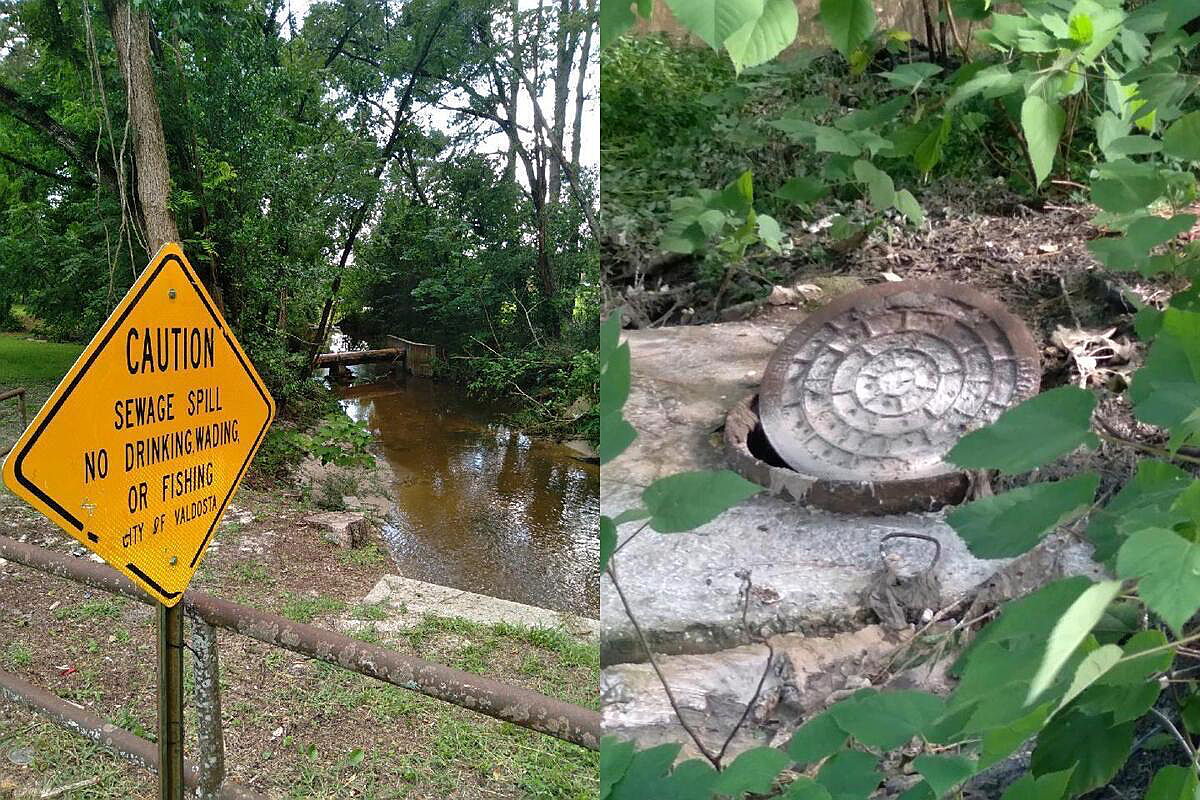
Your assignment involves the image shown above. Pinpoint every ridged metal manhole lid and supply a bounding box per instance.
[759,281,1040,483]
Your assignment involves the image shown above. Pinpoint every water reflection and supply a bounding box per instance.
[336,374,599,618]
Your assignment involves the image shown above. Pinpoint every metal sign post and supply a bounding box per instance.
[158,603,185,800]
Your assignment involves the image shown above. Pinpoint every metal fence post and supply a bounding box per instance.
[191,615,226,800]
[158,603,185,800]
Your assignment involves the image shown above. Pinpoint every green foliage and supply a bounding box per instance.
[292,413,373,469]
[946,473,1099,559]
[947,386,1097,474]
[602,0,1200,797]
[817,0,874,58]
[641,470,762,533]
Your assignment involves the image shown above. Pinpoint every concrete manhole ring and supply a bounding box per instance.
[753,281,1040,510]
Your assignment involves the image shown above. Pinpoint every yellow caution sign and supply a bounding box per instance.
[1,243,275,605]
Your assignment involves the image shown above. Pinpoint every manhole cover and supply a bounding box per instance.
[760,281,1039,486]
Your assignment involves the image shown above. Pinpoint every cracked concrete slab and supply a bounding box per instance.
[602,316,1100,665]
[344,574,599,640]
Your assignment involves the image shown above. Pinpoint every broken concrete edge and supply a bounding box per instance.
[723,394,969,514]
[601,480,1105,667]
[343,574,599,642]
[602,625,907,763]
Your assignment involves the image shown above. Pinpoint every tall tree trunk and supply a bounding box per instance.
[505,0,520,183]
[548,0,576,201]
[106,0,179,256]
[570,0,595,177]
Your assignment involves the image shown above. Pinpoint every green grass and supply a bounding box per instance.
[53,599,125,622]
[0,332,85,450]
[3,641,32,668]
[0,332,84,385]
[232,562,273,584]
[336,542,387,567]
[280,593,347,623]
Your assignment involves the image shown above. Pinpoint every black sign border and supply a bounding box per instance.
[12,252,274,601]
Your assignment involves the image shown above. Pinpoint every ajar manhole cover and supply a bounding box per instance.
[747,281,1040,513]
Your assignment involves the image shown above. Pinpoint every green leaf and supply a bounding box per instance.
[913,115,952,175]
[1087,214,1196,270]
[1068,10,1094,44]
[600,0,637,49]
[829,690,945,750]
[1146,766,1199,800]
[980,705,1050,769]
[724,0,798,73]
[1075,630,1169,722]
[814,128,862,156]
[1030,711,1134,796]
[913,755,976,798]
[946,65,1019,108]
[1028,580,1122,704]
[757,214,784,253]
[1089,460,1192,562]
[609,742,682,800]
[715,170,755,216]
[713,747,791,796]
[600,340,631,415]
[852,160,895,210]
[600,516,617,572]
[835,97,910,131]
[1054,643,1122,712]
[600,412,636,464]
[781,777,834,800]
[642,470,762,532]
[879,62,943,89]
[600,314,621,365]
[947,386,1097,474]
[1163,110,1200,161]
[818,0,874,57]
[664,0,764,51]
[816,750,881,800]
[787,711,849,766]
[775,176,829,206]
[660,759,718,798]
[1091,159,1166,213]
[894,189,924,226]
[946,474,1100,560]
[1104,135,1163,157]
[1183,693,1200,735]
[1117,526,1200,633]
[999,769,1075,800]
[1021,96,1065,188]
[601,736,636,799]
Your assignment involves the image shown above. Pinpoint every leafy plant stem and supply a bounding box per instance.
[1095,431,1200,466]
[606,559,723,767]
[1116,631,1200,665]
[610,521,651,559]
[713,570,776,765]
[1148,707,1199,772]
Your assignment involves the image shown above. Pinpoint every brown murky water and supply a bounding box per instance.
[332,351,599,619]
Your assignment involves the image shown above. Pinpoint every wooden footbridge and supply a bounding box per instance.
[314,336,438,378]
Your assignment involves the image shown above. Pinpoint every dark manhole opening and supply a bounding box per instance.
[724,393,970,515]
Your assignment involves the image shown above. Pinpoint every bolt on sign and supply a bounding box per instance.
[1,243,275,605]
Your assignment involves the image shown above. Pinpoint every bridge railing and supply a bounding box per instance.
[0,534,600,798]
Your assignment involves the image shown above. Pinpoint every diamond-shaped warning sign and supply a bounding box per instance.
[1,243,275,605]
